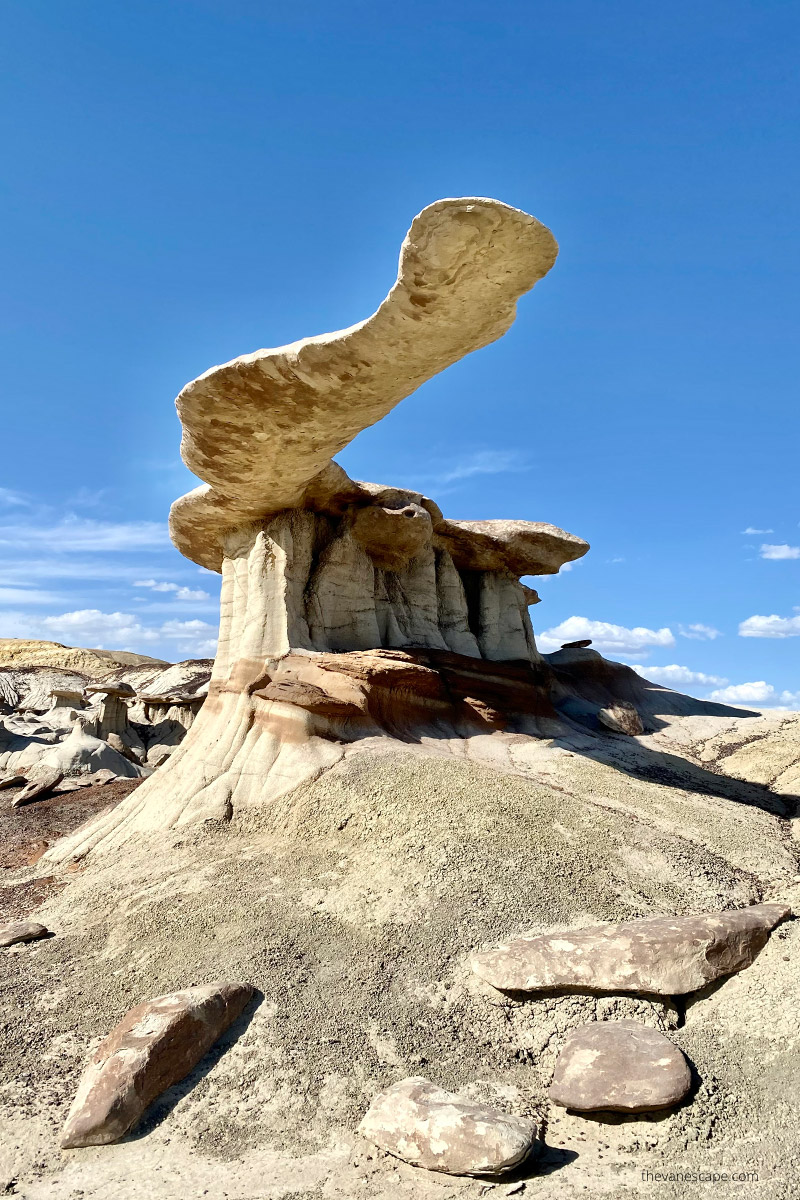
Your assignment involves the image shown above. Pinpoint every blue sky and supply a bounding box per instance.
[1,0,798,704]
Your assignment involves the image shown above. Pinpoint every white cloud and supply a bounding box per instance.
[133,579,211,602]
[435,450,527,485]
[67,487,107,509]
[0,488,31,508]
[708,681,800,708]
[407,450,528,494]
[0,515,169,552]
[0,609,218,659]
[742,527,773,535]
[0,559,167,584]
[760,544,800,560]
[633,664,728,688]
[679,623,722,641]
[538,616,675,657]
[0,587,64,606]
[739,613,800,638]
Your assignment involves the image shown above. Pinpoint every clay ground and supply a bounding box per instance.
[0,779,143,916]
[1,712,799,1200]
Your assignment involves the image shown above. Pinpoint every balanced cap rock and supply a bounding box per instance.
[44,197,593,861]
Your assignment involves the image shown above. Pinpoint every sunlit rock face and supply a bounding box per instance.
[214,502,586,668]
[45,196,594,860]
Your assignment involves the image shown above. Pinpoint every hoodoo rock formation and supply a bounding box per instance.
[4,198,800,1200]
[0,654,213,787]
[45,197,597,858]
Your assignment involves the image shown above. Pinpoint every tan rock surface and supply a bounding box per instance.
[1,739,799,1197]
[168,198,559,571]
[0,639,168,676]
[359,1076,541,1176]
[548,1021,692,1112]
[12,767,64,807]
[471,903,790,996]
[439,518,588,577]
[0,919,50,947]
[61,982,254,1147]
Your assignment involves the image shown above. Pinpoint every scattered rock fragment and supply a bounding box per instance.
[358,1076,541,1177]
[0,771,26,791]
[92,768,120,785]
[0,919,50,947]
[597,701,644,735]
[548,1021,692,1112]
[472,903,791,996]
[61,981,254,1148]
[11,767,64,807]
[52,777,96,794]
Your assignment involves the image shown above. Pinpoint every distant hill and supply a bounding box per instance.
[0,638,170,678]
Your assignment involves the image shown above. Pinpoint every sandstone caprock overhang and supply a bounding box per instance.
[168,197,587,578]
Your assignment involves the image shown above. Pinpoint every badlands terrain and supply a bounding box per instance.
[1,635,799,1199]
[2,197,797,1199]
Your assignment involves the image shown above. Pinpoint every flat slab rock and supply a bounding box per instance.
[471,903,790,996]
[549,1021,692,1112]
[12,768,64,807]
[0,772,26,791]
[0,920,50,947]
[359,1076,541,1177]
[61,981,254,1148]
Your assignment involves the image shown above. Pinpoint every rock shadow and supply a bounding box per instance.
[499,1141,579,1181]
[544,652,800,818]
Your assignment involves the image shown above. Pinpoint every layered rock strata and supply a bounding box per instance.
[0,659,212,783]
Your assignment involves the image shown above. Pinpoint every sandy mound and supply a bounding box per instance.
[0,639,169,677]
[1,710,798,1198]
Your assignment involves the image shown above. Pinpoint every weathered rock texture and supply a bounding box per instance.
[5,200,800,1200]
[61,982,254,1148]
[12,767,64,807]
[3,704,800,1196]
[598,700,644,736]
[0,919,50,947]
[42,198,599,858]
[0,639,167,676]
[168,198,562,570]
[548,1021,692,1112]
[471,903,791,996]
[359,1076,540,1176]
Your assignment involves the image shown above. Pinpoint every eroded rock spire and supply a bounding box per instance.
[46,197,590,858]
